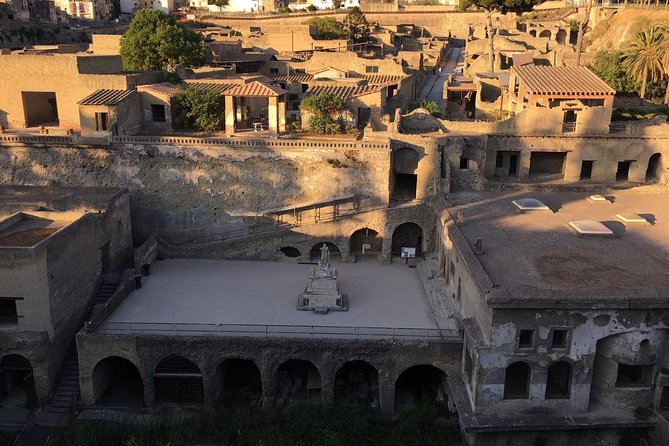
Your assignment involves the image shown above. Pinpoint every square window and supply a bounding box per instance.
[0,298,19,324]
[551,329,568,349]
[615,364,653,387]
[460,157,468,169]
[365,65,379,73]
[294,68,306,74]
[95,112,109,131]
[518,330,534,349]
[269,68,279,74]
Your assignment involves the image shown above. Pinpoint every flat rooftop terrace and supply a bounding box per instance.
[96,259,457,340]
[448,191,669,293]
[0,211,84,247]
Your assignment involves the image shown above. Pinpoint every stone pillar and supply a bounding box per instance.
[268,96,279,134]
[563,152,581,182]
[415,140,438,201]
[144,376,155,408]
[518,151,531,180]
[79,374,96,406]
[320,365,335,406]
[628,161,645,183]
[277,96,286,133]
[202,376,215,405]
[378,380,395,417]
[260,362,276,410]
[224,96,236,135]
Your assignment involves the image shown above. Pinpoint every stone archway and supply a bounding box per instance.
[394,365,448,413]
[92,356,144,408]
[214,358,262,405]
[274,360,321,407]
[539,30,551,39]
[0,355,37,408]
[529,29,537,37]
[646,153,662,183]
[556,29,567,44]
[349,227,382,259]
[391,222,423,257]
[335,360,379,409]
[154,355,203,405]
[309,242,341,261]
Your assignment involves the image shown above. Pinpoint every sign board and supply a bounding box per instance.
[401,247,416,258]
[186,13,195,20]
[361,243,371,255]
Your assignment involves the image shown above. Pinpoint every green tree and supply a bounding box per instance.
[120,9,208,72]
[300,93,346,134]
[172,88,226,131]
[420,100,441,118]
[460,0,546,72]
[660,26,669,104]
[589,51,640,95]
[305,17,350,40]
[208,0,229,6]
[621,26,665,99]
[343,7,370,43]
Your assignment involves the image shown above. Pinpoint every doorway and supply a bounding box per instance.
[616,161,631,182]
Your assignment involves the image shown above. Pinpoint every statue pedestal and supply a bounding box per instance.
[297,265,348,314]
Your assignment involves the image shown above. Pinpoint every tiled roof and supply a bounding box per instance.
[78,89,135,106]
[271,73,314,83]
[213,52,274,64]
[185,80,287,97]
[359,74,406,85]
[305,83,384,100]
[513,65,615,96]
[138,82,182,97]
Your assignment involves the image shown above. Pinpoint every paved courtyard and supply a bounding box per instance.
[101,259,451,337]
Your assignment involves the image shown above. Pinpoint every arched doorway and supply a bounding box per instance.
[391,222,423,257]
[539,30,551,39]
[274,360,321,407]
[529,30,537,37]
[556,29,567,44]
[280,246,301,258]
[545,361,571,399]
[154,355,203,405]
[646,153,662,183]
[92,356,144,408]
[0,355,37,408]
[309,242,341,261]
[335,361,379,409]
[394,365,448,413]
[392,147,419,202]
[349,228,382,258]
[503,361,530,399]
[214,358,262,405]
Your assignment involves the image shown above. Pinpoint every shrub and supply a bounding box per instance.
[420,99,441,118]
[304,17,350,40]
[171,88,226,131]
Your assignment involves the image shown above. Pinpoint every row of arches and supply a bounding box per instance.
[527,28,570,44]
[283,222,425,261]
[92,355,448,414]
[504,361,571,400]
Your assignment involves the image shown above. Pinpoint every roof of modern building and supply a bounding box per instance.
[305,83,384,100]
[78,89,135,106]
[512,65,615,96]
[184,79,288,97]
[271,73,406,86]
[445,191,669,297]
[98,259,453,336]
[137,82,182,97]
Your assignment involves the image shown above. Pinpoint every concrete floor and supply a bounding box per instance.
[104,259,444,331]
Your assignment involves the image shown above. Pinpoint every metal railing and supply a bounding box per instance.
[86,321,462,342]
[561,122,577,133]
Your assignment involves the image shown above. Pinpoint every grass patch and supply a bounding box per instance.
[55,404,460,446]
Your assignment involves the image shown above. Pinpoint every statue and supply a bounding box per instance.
[319,243,330,267]
[298,243,347,313]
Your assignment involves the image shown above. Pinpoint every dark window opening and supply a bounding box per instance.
[365,65,379,73]
[545,361,571,399]
[616,161,631,182]
[0,355,37,408]
[215,358,262,404]
[335,361,379,409]
[615,363,653,388]
[562,110,577,133]
[280,246,301,258]
[394,365,448,414]
[503,362,530,399]
[21,91,59,126]
[93,357,145,408]
[518,330,534,349]
[551,330,568,349]
[529,152,566,179]
[0,298,19,324]
[392,174,417,202]
[580,160,593,180]
[151,104,166,122]
[269,68,279,74]
[95,112,109,131]
[646,153,662,183]
[660,386,669,410]
[294,68,306,74]
[460,157,469,169]
[154,355,203,405]
[275,360,321,407]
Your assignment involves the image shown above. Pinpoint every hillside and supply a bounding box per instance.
[586,8,669,52]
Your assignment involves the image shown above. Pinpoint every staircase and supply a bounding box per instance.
[94,274,122,306]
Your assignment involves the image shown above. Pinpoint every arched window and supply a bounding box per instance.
[154,355,203,405]
[545,361,571,399]
[503,361,530,399]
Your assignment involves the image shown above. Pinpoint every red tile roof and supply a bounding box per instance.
[513,65,615,96]
[305,83,384,100]
[185,80,287,97]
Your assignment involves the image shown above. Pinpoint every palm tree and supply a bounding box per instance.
[660,26,669,104]
[621,26,665,99]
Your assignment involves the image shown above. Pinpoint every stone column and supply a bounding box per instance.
[268,96,279,134]
[277,96,286,133]
[144,376,155,408]
[202,376,215,405]
[415,140,438,201]
[260,362,276,410]
[79,374,96,406]
[518,150,531,180]
[378,380,395,417]
[224,96,236,135]
[320,364,335,406]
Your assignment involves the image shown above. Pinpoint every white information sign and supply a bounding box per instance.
[401,247,416,258]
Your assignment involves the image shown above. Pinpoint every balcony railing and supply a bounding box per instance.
[561,122,577,133]
[85,321,462,343]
